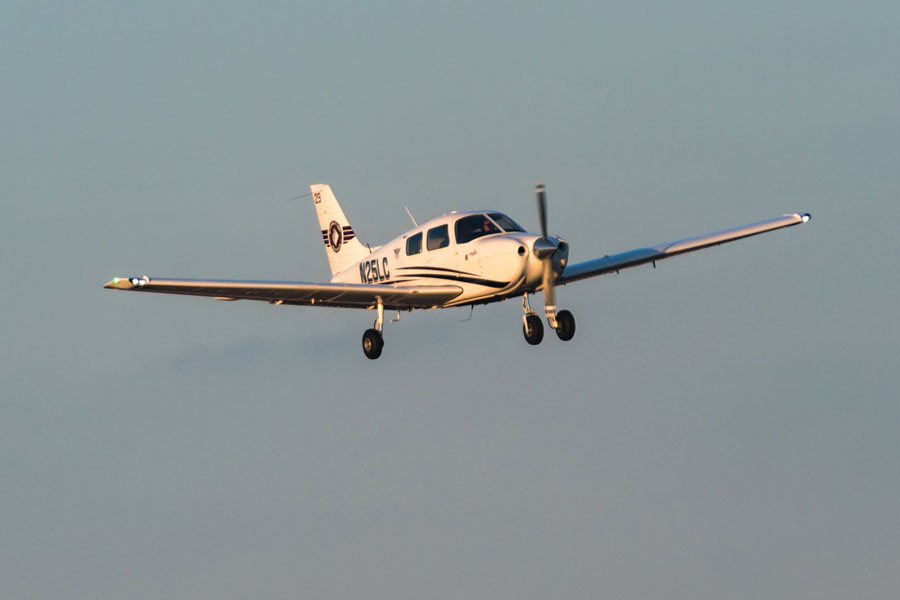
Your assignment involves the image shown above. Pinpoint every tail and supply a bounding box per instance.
[311,184,369,276]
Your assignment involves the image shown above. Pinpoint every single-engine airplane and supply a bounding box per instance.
[104,183,811,359]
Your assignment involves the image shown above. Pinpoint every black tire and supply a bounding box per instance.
[362,328,384,359]
[555,309,576,341]
[523,314,544,345]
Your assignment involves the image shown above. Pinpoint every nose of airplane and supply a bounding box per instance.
[532,237,557,260]
[474,236,530,286]
[554,238,569,272]
[517,234,567,288]
[549,238,569,282]
[530,236,569,273]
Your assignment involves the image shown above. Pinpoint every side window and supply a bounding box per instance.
[426,224,450,251]
[406,232,423,255]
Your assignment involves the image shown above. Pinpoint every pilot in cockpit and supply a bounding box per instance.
[483,216,502,234]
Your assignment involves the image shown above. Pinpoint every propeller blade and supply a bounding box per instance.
[536,183,548,241]
[542,257,556,309]
[535,182,556,314]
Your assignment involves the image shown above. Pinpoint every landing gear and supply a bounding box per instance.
[362,296,386,359]
[362,328,384,359]
[523,314,544,345]
[521,293,544,345]
[520,292,575,345]
[555,309,576,341]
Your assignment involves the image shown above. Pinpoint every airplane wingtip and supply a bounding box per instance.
[104,276,149,289]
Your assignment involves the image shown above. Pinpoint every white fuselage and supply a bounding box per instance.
[330,210,568,307]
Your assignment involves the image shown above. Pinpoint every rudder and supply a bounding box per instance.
[311,184,369,276]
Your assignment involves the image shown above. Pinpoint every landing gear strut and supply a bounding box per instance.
[362,297,385,359]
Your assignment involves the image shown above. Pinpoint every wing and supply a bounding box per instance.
[557,212,811,285]
[103,277,463,310]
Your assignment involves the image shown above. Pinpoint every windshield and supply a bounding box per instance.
[488,213,525,233]
[455,214,501,244]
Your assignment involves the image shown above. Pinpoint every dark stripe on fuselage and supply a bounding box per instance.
[399,272,510,289]
[396,265,480,277]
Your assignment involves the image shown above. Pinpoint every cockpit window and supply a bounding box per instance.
[488,213,525,233]
[406,232,422,255]
[454,214,501,244]
[426,224,450,251]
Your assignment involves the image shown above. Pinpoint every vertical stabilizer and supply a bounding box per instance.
[311,184,369,276]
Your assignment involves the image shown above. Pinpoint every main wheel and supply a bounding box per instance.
[523,314,544,345]
[362,328,384,359]
[555,309,576,341]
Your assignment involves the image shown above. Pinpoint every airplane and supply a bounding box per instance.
[104,183,811,359]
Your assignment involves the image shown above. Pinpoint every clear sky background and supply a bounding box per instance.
[2,1,898,598]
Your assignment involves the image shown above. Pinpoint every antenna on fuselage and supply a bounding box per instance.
[404,206,418,227]
[285,191,312,202]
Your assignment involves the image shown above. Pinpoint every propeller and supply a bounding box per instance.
[534,183,557,313]
[537,183,548,240]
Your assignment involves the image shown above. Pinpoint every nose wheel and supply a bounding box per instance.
[554,309,576,341]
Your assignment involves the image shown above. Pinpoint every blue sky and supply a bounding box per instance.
[2,2,899,598]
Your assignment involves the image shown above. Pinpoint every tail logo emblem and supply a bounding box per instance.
[328,221,344,253]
